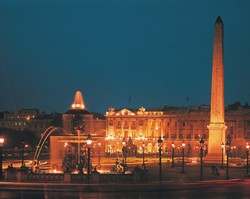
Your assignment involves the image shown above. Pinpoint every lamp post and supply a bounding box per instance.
[20,141,27,170]
[77,130,80,166]
[246,143,249,176]
[0,137,5,180]
[199,138,204,181]
[221,142,224,169]
[122,139,127,167]
[142,142,145,167]
[187,143,191,158]
[171,142,175,168]
[181,140,186,174]
[86,134,92,183]
[98,142,101,167]
[226,140,230,179]
[157,137,163,182]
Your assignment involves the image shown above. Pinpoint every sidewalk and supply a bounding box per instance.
[144,164,249,182]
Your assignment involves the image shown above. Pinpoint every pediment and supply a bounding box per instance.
[116,109,135,116]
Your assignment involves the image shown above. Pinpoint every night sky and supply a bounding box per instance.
[0,0,250,114]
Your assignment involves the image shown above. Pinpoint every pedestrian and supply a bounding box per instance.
[215,165,220,176]
[211,166,216,176]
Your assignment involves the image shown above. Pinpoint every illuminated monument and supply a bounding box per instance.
[206,16,227,163]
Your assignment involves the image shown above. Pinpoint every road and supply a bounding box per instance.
[0,179,250,199]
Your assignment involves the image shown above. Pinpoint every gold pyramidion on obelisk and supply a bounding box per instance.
[70,90,87,110]
[206,16,227,163]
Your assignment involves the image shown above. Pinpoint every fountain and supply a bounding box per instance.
[33,126,65,161]
[32,126,66,172]
[32,90,106,173]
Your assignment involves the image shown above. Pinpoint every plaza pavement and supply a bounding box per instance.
[144,164,249,182]
[94,156,249,182]
[2,156,249,183]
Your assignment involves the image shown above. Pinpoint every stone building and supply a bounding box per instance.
[105,104,250,158]
[0,109,53,138]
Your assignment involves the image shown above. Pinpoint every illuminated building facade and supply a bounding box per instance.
[105,105,250,157]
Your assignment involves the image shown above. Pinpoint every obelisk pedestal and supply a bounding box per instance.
[206,124,226,162]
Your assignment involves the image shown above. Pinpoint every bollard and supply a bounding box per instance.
[16,171,22,182]
[91,170,100,183]
[64,172,71,183]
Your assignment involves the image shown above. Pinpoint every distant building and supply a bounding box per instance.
[105,104,250,157]
[0,109,54,138]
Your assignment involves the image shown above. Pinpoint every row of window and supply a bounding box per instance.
[109,120,209,128]
[0,122,48,129]
[108,120,250,128]
[4,115,36,119]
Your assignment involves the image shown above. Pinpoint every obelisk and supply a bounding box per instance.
[206,16,227,163]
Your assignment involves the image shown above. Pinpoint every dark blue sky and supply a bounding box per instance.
[0,0,250,114]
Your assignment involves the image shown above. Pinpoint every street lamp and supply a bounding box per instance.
[226,140,230,179]
[20,141,28,170]
[0,137,5,180]
[246,143,249,176]
[181,140,186,174]
[122,139,126,146]
[142,142,145,167]
[233,145,236,159]
[171,142,175,168]
[98,142,101,167]
[187,143,191,158]
[86,134,92,182]
[122,139,127,167]
[157,137,163,182]
[221,142,224,168]
[199,138,204,181]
